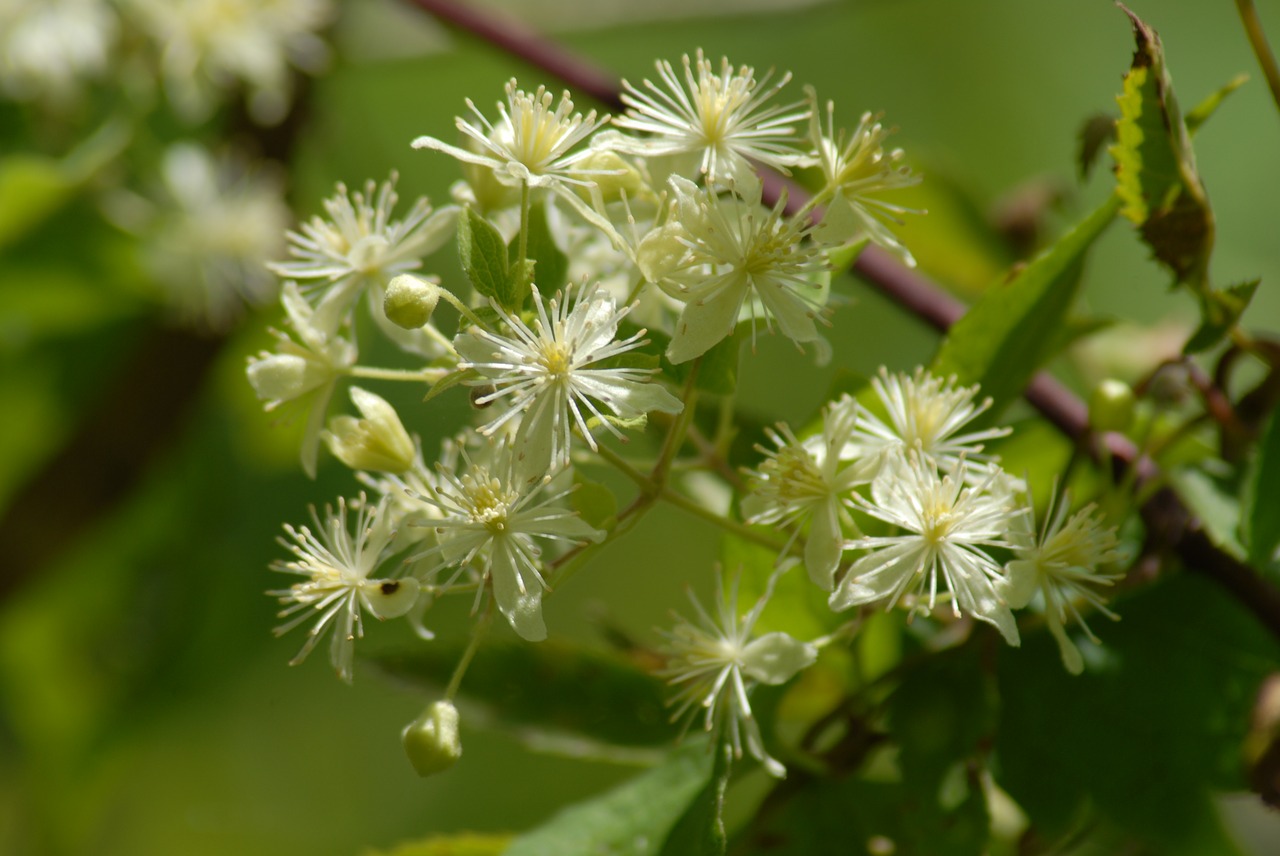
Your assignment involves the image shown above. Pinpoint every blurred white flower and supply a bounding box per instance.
[129,0,332,124]
[0,0,117,103]
[806,91,921,265]
[659,566,817,778]
[832,452,1021,645]
[657,176,827,363]
[456,282,683,476]
[270,494,420,684]
[607,49,809,187]
[139,142,290,329]
[1003,491,1122,674]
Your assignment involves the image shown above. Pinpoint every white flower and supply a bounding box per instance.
[270,494,421,684]
[140,143,290,329]
[832,452,1021,645]
[247,281,356,477]
[850,367,1011,476]
[410,443,604,641]
[456,282,683,475]
[608,50,809,187]
[658,177,828,363]
[268,174,456,337]
[129,0,332,124]
[742,401,871,591]
[0,0,116,103]
[659,567,817,778]
[807,91,921,265]
[1003,491,1122,674]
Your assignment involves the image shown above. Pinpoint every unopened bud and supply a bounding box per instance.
[1089,378,1135,433]
[384,274,440,330]
[402,700,462,776]
[572,149,647,203]
[324,386,415,473]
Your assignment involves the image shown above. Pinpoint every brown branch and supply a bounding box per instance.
[406,0,1280,641]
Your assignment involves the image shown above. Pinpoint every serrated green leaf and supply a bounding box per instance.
[524,198,570,292]
[505,739,714,856]
[1109,5,1214,290]
[1183,279,1258,354]
[1185,73,1248,136]
[369,640,676,747]
[360,832,511,856]
[1243,409,1280,570]
[457,206,509,305]
[930,195,1119,420]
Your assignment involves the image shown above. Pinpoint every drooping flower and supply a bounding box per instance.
[607,50,809,187]
[657,177,828,363]
[246,281,356,477]
[410,442,604,641]
[268,174,456,337]
[806,90,922,265]
[659,566,817,778]
[323,386,416,475]
[741,400,872,591]
[455,282,683,476]
[1003,490,1122,674]
[849,367,1011,476]
[832,452,1021,645]
[270,494,421,684]
[129,0,333,124]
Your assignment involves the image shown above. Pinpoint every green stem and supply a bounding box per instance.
[444,600,494,701]
[348,366,449,383]
[658,485,788,552]
[1236,0,1280,116]
[438,287,488,330]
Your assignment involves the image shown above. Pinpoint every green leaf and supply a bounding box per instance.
[1243,409,1280,570]
[1077,112,1117,179]
[888,646,995,786]
[996,573,1278,854]
[1183,279,1258,354]
[929,195,1119,420]
[505,739,714,856]
[523,198,570,292]
[658,741,730,856]
[0,156,75,250]
[457,206,509,306]
[360,832,511,856]
[1168,468,1244,559]
[423,367,481,403]
[662,328,742,397]
[1109,5,1214,290]
[369,640,676,748]
[1184,73,1248,136]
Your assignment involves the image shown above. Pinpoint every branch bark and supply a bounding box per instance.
[407,0,1280,641]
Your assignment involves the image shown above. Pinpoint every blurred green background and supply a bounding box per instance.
[2,0,1278,854]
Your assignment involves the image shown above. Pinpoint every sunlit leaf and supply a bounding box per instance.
[457,206,510,307]
[505,739,714,856]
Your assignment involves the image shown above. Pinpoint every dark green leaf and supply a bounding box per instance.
[662,329,742,397]
[1110,5,1215,290]
[457,206,509,305]
[369,640,676,747]
[658,740,730,856]
[930,195,1119,420]
[996,573,1277,854]
[360,832,511,856]
[505,740,714,856]
[1243,409,1280,570]
[523,198,570,293]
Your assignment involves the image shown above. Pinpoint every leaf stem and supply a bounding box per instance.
[1236,0,1280,116]
[444,599,493,701]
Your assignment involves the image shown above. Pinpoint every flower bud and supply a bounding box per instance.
[636,222,688,286]
[402,700,462,777]
[384,274,441,330]
[1089,378,1135,434]
[572,150,647,203]
[323,386,415,473]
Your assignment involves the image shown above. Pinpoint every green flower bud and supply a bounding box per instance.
[402,700,462,777]
[1089,378,1135,433]
[323,386,415,473]
[384,274,441,330]
[572,150,647,203]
